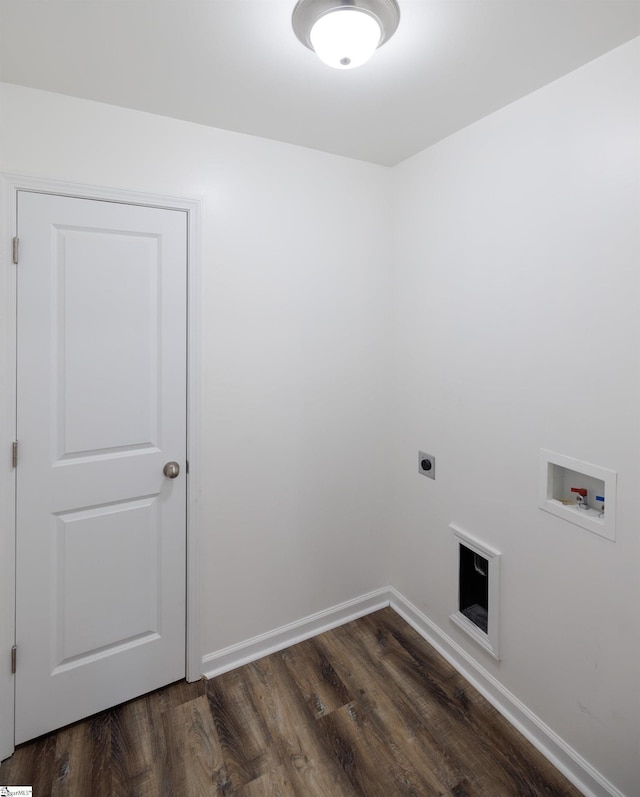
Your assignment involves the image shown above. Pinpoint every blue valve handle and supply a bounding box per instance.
[595,496,605,502]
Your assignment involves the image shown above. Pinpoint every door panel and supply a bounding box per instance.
[55,227,160,455]
[54,497,160,668]
[15,191,187,744]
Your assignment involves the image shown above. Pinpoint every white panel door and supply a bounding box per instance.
[15,191,187,744]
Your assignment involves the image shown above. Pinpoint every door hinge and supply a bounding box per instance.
[12,440,18,468]
[12,237,19,265]
[11,645,16,674]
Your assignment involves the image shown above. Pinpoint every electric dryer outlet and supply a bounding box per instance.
[418,451,436,479]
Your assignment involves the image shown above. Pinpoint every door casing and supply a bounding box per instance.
[0,174,203,761]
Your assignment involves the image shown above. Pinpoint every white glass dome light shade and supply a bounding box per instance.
[291,0,400,70]
[309,8,382,69]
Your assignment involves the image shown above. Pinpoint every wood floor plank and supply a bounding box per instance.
[281,636,354,718]
[110,690,171,797]
[317,698,447,796]
[355,614,517,794]
[51,711,112,797]
[316,623,467,793]
[232,654,356,796]
[0,732,58,794]
[346,609,581,797]
[162,695,233,794]
[236,765,295,797]
[359,612,513,793]
[205,667,273,791]
[156,677,205,714]
[375,609,582,796]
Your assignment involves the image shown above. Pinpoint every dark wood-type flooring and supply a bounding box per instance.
[1,607,583,796]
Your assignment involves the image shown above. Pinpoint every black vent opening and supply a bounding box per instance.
[459,543,488,634]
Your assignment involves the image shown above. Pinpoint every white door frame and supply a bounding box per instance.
[0,174,203,761]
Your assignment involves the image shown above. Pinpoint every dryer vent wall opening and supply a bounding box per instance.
[459,546,488,633]
[449,524,501,660]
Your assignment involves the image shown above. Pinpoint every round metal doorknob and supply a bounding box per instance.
[163,461,180,479]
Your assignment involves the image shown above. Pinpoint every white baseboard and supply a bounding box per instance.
[201,587,393,679]
[201,586,624,797]
[388,588,625,797]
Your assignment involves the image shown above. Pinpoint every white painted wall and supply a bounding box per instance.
[390,38,640,796]
[0,83,393,663]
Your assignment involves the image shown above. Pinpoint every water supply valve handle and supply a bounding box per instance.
[570,487,589,510]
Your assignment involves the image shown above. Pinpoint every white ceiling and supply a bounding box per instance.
[1,0,638,165]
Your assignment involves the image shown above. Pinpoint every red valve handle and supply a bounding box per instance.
[570,488,587,497]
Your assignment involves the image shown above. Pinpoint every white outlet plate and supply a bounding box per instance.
[418,451,435,479]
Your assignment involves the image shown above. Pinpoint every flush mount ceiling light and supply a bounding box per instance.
[292,0,400,70]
